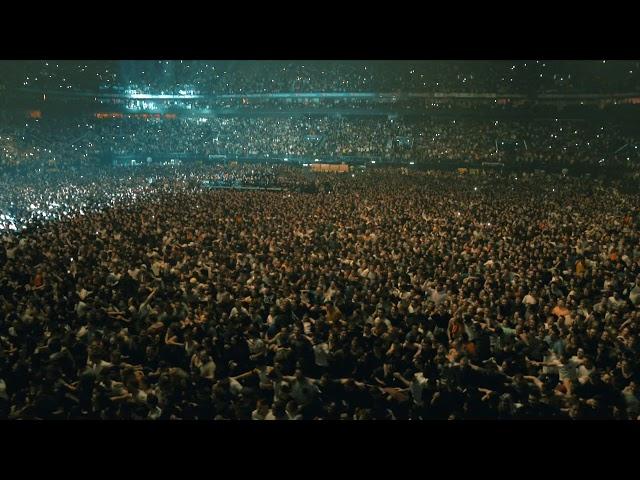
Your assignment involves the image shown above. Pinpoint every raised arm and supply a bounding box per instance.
[140,287,158,310]
[393,372,412,388]
[523,375,544,390]
[230,370,257,382]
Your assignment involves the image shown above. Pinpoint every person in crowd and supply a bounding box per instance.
[0,134,638,420]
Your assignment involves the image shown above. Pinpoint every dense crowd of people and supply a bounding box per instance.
[0,164,312,231]
[100,95,637,118]
[0,164,639,420]
[7,60,640,95]
[2,117,640,176]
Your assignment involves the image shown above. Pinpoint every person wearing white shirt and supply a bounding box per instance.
[313,340,330,369]
[147,394,162,420]
[251,399,276,420]
[570,348,586,365]
[577,357,595,384]
[394,370,429,407]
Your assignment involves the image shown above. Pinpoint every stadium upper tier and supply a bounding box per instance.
[2,60,640,95]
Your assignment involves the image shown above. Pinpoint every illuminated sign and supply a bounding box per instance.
[311,163,349,173]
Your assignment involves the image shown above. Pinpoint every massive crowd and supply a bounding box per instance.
[7,60,640,95]
[2,117,640,177]
[0,164,312,231]
[0,164,639,420]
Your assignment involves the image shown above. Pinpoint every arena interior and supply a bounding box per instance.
[1,60,639,420]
